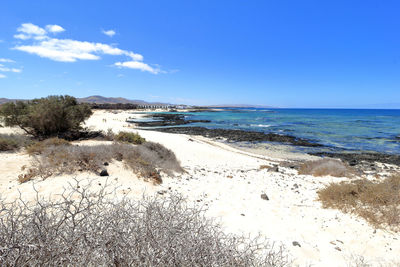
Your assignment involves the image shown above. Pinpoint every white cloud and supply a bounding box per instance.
[17,23,46,36]
[14,23,64,41]
[0,74,6,78]
[114,61,160,74]
[14,33,31,40]
[13,23,159,74]
[0,59,22,76]
[46,24,65,33]
[0,58,15,63]
[0,66,22,73]
[102,29,116,37]
[14,38,145,63]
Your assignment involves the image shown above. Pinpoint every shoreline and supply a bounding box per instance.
[1,109,400,266]
[131,111,400,170]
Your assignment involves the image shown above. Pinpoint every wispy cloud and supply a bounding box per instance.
[102,29,116,37]
[0,58,15,63]
[0,58,22,78]
[0,64,22,73]
[13,23,160,74]
[114,61,161,74]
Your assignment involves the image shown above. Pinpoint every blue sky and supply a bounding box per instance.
[1,0,400,108]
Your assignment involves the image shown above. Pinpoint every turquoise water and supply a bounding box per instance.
[174,109,400,154]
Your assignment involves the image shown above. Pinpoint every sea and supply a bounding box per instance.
[154,108,400,155]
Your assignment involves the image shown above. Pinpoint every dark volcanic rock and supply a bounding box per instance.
[153,127,323,147]
[310,152,400,166]
[99,170,109,176]
[131,113,211,127]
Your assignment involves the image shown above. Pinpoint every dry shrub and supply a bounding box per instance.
[114,131,146,144]
[0,181,290,266]
[299,158,353,177]
[318,174,400,230]
[0,134,31,152]
[22,142,183,184]
[136,142,183,173]
[26,137,71,155]
[102,128,115,141]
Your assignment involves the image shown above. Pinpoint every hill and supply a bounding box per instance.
[0,96,170,106]
[77,95,169,106]
[0,98,23,104]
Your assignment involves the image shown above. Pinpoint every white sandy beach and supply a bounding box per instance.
[1,109,399,266]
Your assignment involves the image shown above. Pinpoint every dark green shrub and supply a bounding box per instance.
[0,95,92,138]
[114,131,146,144]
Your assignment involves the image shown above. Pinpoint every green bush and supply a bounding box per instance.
[0,95,92,138]
[114,131,146,144]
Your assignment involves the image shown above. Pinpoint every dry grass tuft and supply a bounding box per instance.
[114,131,146,144]
[26,137,71,155]
[260,164,271,170]
[318,174,400,230]
[299,158,353,177]
[0,181,290,266]
[0,134,31,152]
[20,142,183,184]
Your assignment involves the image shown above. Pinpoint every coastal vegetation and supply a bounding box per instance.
[19,141,182,184]
[0,134,31,152]
[114,131,146,144]
[298,158,354,177]
[0,95,92,138]
[26,137,71,155]
[318,174,400,230]
[0,181,289,266]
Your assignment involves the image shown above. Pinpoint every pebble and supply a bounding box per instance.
[292,241,301,247]
[261,193,269,200]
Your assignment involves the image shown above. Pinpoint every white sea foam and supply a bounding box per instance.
[250,124,271,127]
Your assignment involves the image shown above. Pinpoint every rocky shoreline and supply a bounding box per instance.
[310,151,400,167]
[134,112,400,168]
[129,113,211,127]
[132,113,322,147]
[147,126,323,147]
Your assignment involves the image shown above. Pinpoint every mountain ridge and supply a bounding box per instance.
[0,96,171,106]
